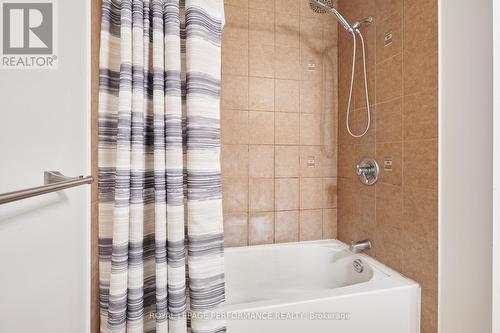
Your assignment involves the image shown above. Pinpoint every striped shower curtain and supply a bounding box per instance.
[98,0,225,332]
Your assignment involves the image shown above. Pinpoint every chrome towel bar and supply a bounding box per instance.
[0,171,93,205]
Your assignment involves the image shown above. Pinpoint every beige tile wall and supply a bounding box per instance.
[221,0,339,247]
[222,0,438,331]
[336,0,438,332]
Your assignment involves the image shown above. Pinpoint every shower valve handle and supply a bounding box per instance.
[356,165,374,176]
[355,158,379,186]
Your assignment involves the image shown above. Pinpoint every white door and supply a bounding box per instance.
[0,0,90,332]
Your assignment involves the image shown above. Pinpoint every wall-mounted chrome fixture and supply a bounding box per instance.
[0,171,93,205]
[349,239,373,253]
[352,16,374,30]
[356,157,379,185]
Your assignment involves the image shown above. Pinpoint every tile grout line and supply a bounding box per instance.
[320,11,325,240]
[297,6,302,242]
[272,1,277,244]
[400,0,407,274]
[246,0,250,246]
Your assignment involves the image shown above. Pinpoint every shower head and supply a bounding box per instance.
[309,0,354,32]
[308,0,333,13]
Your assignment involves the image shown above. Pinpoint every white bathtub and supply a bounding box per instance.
[221,240,421,333]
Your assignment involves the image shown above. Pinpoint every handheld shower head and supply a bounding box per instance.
[308,0,333,13]
[309,0,353,32]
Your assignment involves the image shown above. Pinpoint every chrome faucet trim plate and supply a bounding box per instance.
[356,157,379,185]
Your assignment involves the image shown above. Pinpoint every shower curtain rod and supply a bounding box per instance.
[0,171,93,205]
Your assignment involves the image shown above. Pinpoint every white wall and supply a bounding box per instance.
[439,0,493,332]
[0,1,90,332]
[493,0,500,331]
